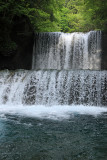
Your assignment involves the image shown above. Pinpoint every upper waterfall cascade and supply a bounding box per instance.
[32,31,102,70]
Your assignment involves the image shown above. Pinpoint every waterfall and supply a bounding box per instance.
[0,31,107,160]
[0,70,106,106]
[0,31,106,107]
[32,31,102,70]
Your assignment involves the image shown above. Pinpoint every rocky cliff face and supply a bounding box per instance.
[0,15,34,70]
[102,32,107,70]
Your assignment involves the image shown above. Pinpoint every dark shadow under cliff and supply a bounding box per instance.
[0,15,34,70]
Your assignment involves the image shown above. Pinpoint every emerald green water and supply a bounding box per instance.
[0,112,107,160]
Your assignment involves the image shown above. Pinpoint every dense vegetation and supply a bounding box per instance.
[0,0,107,52]
[60,0,107,32]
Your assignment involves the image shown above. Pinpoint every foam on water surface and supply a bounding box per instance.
[0,105,107,120]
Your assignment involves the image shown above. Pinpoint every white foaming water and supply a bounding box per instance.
[0,105,107,120]
[0,70,107,106]
[32,31,102,70]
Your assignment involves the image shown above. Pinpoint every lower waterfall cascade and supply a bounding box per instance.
[0,31,107,106]
[0,69,106,106]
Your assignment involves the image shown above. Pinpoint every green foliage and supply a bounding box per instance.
[59,0,107,33]
[0,0,64,33]
[59,0,85,32]
[0,0,64,52]
[0,0,107,54]
[0,0,106,34]
[83,0,107,32]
